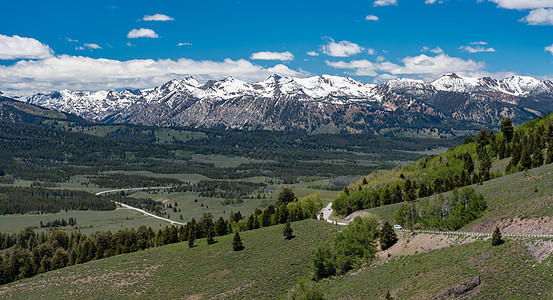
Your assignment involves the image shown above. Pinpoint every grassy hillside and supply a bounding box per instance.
[319,238,553,299]
[354,162,553,232]
[331,113,553,218]
[0,219,339,299]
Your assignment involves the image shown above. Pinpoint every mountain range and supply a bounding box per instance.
[9,73,553,135]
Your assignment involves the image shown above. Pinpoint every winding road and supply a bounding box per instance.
[97,188,553,239]
[95,187,186,226]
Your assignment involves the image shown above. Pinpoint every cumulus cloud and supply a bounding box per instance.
[425,0,444,4]
[143,14,174,21]
[127,28,159,39]
[546,44,553,54]
[0,34,53,60]
[177,42,192,46]
[365,15,379,21]
[488,0,553,10]
[326,53,486,81]
[322,39,364,57]
[373,0,397,7]
[367,48,376,55]
[460,45,496,53]
[0,55,307,93]
[522,8,553,24]
[65,37,78,43]
[306,51,319,56]
[250,51,294,61]
[470,41,488,45]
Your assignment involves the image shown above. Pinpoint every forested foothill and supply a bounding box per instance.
[0,188,323,286]
[0,117,461,183]
[332,115,553,221]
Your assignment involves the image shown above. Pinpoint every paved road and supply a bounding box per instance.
[319,202,347,226]
[95,186,172,196]
[397,229,553,239]
[322,202,553,239]
[96,187,186,226]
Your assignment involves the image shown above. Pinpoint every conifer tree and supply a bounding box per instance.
[379,222,398,250]
[546,141,553,164]
[188,228,195,248]
[491,226,503,246]
[501,118,514,143]
[232,232,244,251]
[283,221,294,240]
[206,226,215,245]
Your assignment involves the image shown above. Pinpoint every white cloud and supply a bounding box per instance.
[425,0,445,4]
[65,38,78,43]
[0,55,307,93]
[431,47,444,54]
[322,39,364,57]
[460,45,496,53]
[421,46,444,54]
[0,34,53,60]
[84,43,102,50]
[75,46,84,51]
[367,48,376,55]
[365,15,379,21]
[306,51,319,56]
[373,0,397,7]
[470,41,488,45]
[326,53,486,81]
[522,8,553,25]
[177,42,192,46]
[488,0,553,9]
[127,28,159,39]
[546,44,553,54]
[143,14,174,21]
[250,51,294,61]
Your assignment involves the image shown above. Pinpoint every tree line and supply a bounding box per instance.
[0,187,116,215]
[0,188,323,286]
[394,187,487,230]
[331,116,553,217]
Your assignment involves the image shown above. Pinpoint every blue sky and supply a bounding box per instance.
[1,0,553,92]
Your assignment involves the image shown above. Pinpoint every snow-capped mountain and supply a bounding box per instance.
[14,74,553,134]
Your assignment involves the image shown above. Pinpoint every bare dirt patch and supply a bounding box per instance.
[465,216,553,235]
[343,211,373,223]
[378,232,480,262]
[526,240,553,264]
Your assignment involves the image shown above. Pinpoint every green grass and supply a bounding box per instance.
[129,190,273,222]
[318,238,553,299]
[0,209,169,235]
[471,162,553,222]
[0,219,339,299]
[353,163,553,229]
[154,128,207,144]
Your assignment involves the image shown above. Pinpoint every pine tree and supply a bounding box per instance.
[188,228,195,248]
[283,221,294,240]
[379,221,398,250]
[520,148,532,170]
[232,232,244,251]
[532,147,543,168]
[501,118,514,143]
[546,141,553,164]
[491,226,503,246]
[206,226,215,245]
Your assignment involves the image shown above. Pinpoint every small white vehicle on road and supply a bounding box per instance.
[393,225,403,230]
